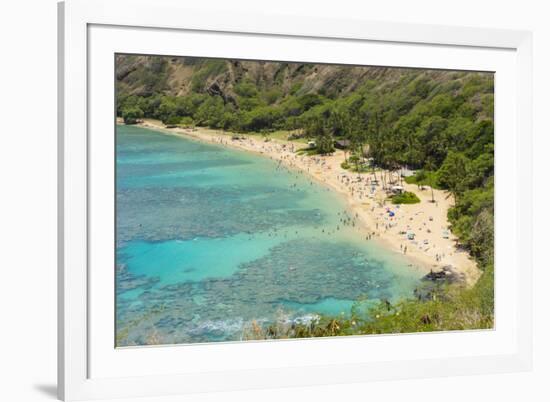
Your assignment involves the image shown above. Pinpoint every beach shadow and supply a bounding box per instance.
[34,383,57,399]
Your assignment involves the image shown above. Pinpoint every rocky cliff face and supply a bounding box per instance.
[115,54,468,102]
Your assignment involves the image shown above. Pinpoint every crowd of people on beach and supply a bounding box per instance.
[184,129,459,270]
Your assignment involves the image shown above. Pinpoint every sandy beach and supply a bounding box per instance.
[125,118,481,286]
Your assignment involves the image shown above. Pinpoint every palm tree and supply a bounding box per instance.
[349,154,360,176]
[366,110,384,184]
[424,159,437,203]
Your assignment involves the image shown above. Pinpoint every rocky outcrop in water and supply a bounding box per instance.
[423,265,465,284]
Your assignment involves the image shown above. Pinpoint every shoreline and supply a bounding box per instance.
[122,118,481,286]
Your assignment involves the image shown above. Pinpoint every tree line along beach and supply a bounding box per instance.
[115,55,494,343]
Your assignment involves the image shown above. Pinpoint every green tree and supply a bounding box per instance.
[437,151,470,202]
[306,119,333,155]
[241,107,282,131]
[157,97,178,124]
[121,106,144,124]
[424,158,437,203]
[194,96,225,127]
[349,155,360,173]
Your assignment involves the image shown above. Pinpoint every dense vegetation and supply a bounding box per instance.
[116,55,494,335]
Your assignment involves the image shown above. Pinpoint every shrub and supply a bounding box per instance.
[391,191,420,204]
[179,116,195,127]
[121,106,144,124]
[164,115,181,127]
[242,263,494,340]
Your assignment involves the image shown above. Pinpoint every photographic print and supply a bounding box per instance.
[115,55,494,347]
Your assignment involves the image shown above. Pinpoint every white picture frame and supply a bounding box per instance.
[58,0,533,400]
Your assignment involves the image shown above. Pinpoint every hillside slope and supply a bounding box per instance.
[116,55,491,109]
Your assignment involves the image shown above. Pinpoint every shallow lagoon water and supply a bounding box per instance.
[116,125,423,345]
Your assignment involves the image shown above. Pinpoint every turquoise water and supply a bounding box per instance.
[115,125,422,345]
